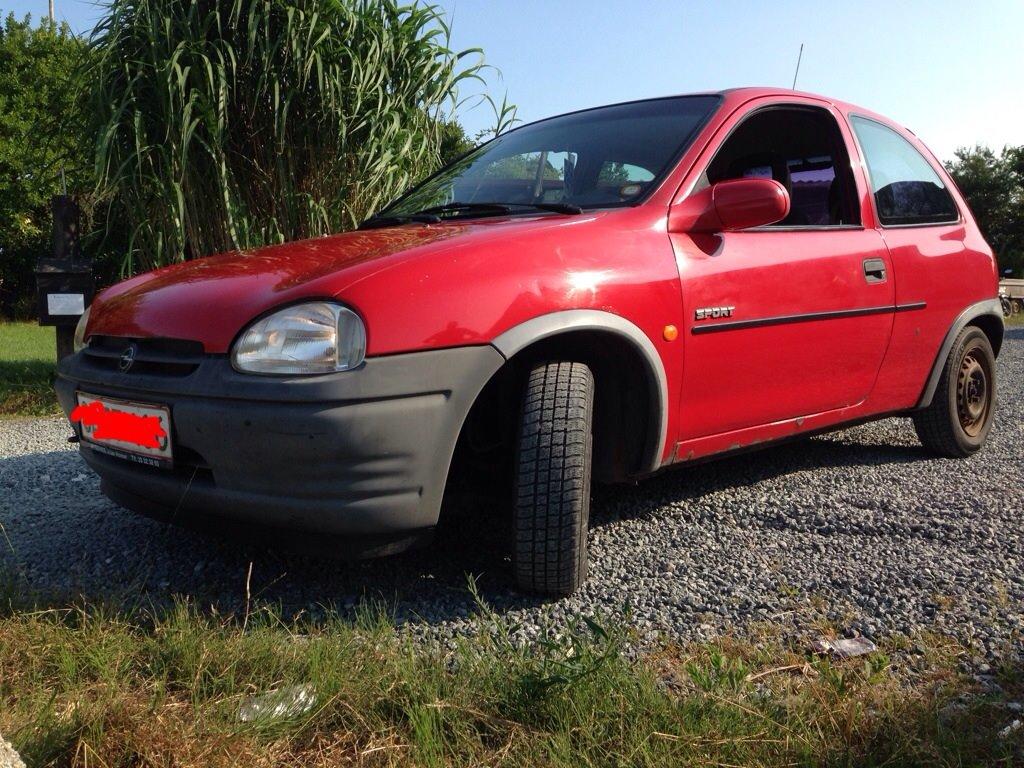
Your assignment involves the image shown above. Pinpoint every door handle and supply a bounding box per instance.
[863,258,887,283]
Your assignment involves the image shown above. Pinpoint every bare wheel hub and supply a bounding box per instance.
[955,351,989,436]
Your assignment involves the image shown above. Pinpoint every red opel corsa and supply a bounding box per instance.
[60,88,1003,595]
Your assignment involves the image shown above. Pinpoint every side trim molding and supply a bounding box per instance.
[492,310,669,474]
[691,302,926,335]
[916,298,1004,409]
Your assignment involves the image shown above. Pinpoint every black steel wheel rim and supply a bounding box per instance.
[956,349,990,437]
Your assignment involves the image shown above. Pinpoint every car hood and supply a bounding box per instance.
[86,222,484,352]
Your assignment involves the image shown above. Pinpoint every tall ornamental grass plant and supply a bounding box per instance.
[87,0,493,274]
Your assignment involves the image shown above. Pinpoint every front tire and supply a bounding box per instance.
[513,361,594,596]
[913,326,996,457]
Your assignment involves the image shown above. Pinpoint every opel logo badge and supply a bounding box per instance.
[119,344,138,373]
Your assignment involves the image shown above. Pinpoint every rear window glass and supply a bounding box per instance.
[850,116,959,226]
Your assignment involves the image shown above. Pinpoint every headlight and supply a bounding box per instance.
[73,306,91,352]
[231,302,366,375]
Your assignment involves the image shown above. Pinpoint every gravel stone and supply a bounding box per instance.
[0,734,25,768]
[1,328,1022,659]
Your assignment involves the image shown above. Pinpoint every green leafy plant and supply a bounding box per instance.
[0,14,91,317]
[947,144,1024,277]
[85,0,503,275]
[686,649,752,694]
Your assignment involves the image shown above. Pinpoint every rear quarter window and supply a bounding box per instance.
[850,115,959,226]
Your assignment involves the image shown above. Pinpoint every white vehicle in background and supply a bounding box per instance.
[999,277,1024,316]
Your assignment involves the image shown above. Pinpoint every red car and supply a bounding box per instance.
[59,88,1003,595]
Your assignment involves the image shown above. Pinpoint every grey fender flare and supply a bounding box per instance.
[491,309,669,474]
[916,298,1004,408]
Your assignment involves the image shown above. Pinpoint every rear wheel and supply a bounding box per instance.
[913,326,996,457]
[513,361,594,596]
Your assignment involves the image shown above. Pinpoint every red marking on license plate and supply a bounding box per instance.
[70,400,168,449]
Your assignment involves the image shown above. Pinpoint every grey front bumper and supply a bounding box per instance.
[55,345,504,538]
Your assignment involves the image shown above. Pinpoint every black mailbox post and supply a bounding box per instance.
[35,196,94,360]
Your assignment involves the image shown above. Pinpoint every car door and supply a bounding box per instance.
[670,99,895,442]
[846,113,992,408]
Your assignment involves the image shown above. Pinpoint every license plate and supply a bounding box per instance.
[74,392,173,467]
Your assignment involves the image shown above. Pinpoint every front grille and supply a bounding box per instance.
[84,336,205,377]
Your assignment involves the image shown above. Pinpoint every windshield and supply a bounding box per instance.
[382,95,721,217]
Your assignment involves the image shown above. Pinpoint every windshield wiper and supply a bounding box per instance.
[506,201,584,215]
[358,213,441,230]
[412,202,513,216]
[362,200,585,229]
[360,203,511,228]
[412,201,583,217]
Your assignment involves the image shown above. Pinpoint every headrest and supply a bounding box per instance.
[726,153,791,193]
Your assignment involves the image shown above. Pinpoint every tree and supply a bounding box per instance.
[0,14,90,316]
[946,144,1024,277]
[438,120,475,167]
[84,0,499,275]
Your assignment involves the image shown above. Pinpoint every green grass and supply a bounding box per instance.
[0,322,60,416]
[0,578,1021,767]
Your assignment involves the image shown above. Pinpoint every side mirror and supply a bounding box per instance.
[669,178,790,233]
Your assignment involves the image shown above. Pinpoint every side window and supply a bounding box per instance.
[850,116,959,226]
[703,107,860,227]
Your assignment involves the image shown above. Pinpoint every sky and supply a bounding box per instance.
[10,0,1023,161]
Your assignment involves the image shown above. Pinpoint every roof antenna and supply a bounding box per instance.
[791,43,804,90]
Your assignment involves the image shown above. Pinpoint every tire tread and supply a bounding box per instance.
[513,361,594,595]
[913,326,995,458]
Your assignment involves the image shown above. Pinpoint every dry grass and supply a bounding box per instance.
[1,578,1022,767]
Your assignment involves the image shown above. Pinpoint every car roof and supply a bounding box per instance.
[717,87,892,124]
[510,87,905,137]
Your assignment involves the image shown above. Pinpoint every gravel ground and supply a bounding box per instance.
[1,327,1022,659]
